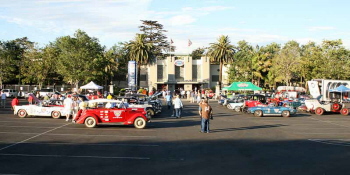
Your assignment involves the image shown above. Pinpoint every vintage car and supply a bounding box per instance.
[75,99,150,129]
[226,95,245,112]
[241,94,269,112]
[304,95,343,115]
[247,104,297,117]
[14,101,67,119]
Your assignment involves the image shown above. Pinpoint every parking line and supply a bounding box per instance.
[309,117,350,128]
[0,153,150,160]
[0,142,159,147]
[0,132,156,138]
[0,123,71,152]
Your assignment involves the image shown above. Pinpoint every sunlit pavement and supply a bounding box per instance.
[1,98,350,174]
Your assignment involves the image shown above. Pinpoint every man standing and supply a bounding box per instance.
[165,93,172,110]
[173,95,183,118]
[1,92,6,108]
[199,100,213,133]
[11,96,19,110]
[63,95,73,121]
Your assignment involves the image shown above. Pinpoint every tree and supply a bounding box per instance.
[227,40,254,83]
[270,41,301,86]
[0,37,34,87]
[104,43,129,87]
[20,44,59,88]
[190,47,205,60]
[139,20,173,58]
[207,35,235,89]
[53,29,106,89]
[125,34,154,89]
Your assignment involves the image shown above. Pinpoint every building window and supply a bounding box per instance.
[212,75,219,82]
[157,65,163,81]
[140,74,147,81]
[193,65,201,81]
[175,66,184,81]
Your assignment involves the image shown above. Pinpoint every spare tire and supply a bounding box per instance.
[332,103,341,110]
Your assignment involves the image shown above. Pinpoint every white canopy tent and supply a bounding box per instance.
[80,81,103,89]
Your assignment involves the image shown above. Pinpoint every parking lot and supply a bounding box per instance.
[2,99,350,174]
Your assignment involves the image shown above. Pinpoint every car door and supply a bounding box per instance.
[109,107,126,123]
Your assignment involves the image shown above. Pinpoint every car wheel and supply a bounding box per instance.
[234,106,241,112]
[227,104,232,109]
[340,108,349,116]
[282,110,290,117]
[146,108,155,116]
[254,110,263,117]
[315,107,325,115]
[51,111,61,119]
[17,109,27,118]
[134,117,147,129]
[85,117,97,128]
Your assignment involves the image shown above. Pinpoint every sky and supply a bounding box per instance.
[1,0,350,54]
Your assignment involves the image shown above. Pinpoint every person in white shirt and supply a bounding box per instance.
[173,95,183,118]
[63,95,73,121]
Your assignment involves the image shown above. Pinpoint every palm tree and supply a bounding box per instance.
[125,34,154,89]
[207,35,235,89]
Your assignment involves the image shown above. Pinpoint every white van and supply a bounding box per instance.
[38,89,56,97]
[1,89,18,97]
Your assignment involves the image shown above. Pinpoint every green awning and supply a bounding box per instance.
[222,82,262,91]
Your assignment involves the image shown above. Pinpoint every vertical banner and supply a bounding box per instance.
[128,61,137,91]
[308,81,320,98]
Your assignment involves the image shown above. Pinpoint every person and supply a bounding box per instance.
[28,94,34,105]
[11,96,19,110]
[199,99,213,133]
[165,93,172,110]
[107,93,113,99]
[196,93,201,103]
[173,95,183,118]
[63,95,73,121]
[1,92,6,108]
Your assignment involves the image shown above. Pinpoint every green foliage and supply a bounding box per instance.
[53,29,105,88]
[207,35,235,88]
[190,47,205,60]
[139,20,173,58]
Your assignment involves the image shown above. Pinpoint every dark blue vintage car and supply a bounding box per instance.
[247,104,297,117]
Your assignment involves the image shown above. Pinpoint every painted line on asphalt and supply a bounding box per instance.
[0,153,150,160]
[0,131,156,138]
[309,117,350,128]
[0,125,157,131]
[308,139,350,147]
[17,142,159,147]
[0,123,71,152]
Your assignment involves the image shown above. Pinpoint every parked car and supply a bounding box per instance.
[1,89,18,97]
[247,103,297,117]
[75,99,150,129]
[14,95,67,119]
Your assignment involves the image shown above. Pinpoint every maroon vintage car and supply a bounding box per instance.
[75,99,150,129]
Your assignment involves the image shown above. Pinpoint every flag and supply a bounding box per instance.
[188,39,192,46]
[170,39,174,44]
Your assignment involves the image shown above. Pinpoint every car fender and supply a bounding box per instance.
[76,112,100,124]
[124,114,148,125]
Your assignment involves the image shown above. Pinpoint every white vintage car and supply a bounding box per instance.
[14,94,67,119]
[14,103,67,119]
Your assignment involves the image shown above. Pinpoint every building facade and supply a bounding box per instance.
[138,56,230,92]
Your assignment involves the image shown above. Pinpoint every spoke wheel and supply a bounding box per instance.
[282,110,290,117]
[315,107,325,115]
[234,106,241,112]
[134,117,147,129]
[341,108,349,116]
[51,111,61,119]
[254,110,263,117]
[85,117,97,128]
[17,109,27,118]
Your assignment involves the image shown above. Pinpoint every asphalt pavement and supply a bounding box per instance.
[1,98,350,174]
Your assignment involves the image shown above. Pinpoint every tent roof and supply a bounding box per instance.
[80,81,103,89]
[222,82,262,91]
[329,85,350,92]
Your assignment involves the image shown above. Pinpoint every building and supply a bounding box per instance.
[137,56,230,92]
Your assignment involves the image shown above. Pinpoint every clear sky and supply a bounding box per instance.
[1,0,349,54]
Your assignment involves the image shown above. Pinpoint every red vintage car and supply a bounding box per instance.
[75,99,150,129]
